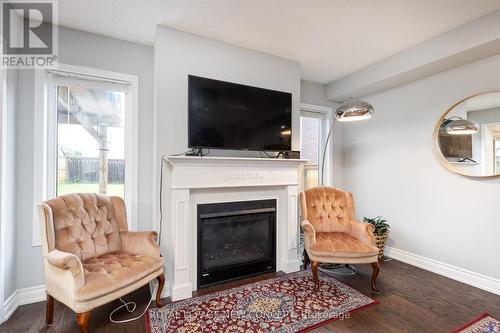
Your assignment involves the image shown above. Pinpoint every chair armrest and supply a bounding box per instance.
[301,220,316,245]
[46,249,84,277]
[45,249,85,290]
[350,220,376,246]
[120,231,160,257]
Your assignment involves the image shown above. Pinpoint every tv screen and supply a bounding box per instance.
[188,75,292,151]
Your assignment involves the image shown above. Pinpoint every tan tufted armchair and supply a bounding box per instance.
[300,187,380,292]
[38,193,165,333]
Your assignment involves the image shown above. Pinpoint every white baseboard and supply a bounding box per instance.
[385,246,500,296]
[281,259,301,274]
[3,292,17,323]
[3,285,45,322]
[171,282,193,301]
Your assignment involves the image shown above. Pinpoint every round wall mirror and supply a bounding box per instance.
[434,92,500,178]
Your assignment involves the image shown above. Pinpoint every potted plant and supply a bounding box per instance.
[363,216,390,259]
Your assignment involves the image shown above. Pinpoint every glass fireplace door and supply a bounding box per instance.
[197,200,276,287]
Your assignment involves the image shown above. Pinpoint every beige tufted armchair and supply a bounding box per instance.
[38,193,165,333]
[300,187,380,292]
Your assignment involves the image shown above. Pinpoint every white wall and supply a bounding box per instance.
[342,54,500,281]
[14,27,154,290]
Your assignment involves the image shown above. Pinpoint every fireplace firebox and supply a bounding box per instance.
[197,199,276,288]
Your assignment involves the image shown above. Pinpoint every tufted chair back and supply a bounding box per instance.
[40,193,127,261]
[300,187,356,233]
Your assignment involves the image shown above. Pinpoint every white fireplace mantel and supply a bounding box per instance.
[161,156,307,301]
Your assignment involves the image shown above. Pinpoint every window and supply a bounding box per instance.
[300,104,332,191]
[33,65,138,246]
[54,82,126,197]
[300,116,321,190]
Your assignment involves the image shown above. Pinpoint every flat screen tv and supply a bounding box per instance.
[188,75,292,151]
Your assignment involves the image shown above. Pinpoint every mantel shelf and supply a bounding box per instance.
[165,155,308,166]
[164,155,307,190]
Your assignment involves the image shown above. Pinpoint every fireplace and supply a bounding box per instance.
[163,156,303,301]
[197,199,276,288]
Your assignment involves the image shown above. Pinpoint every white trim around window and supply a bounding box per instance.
[300,103,334,187]
[32,64,139,247]
[0,68,7,323]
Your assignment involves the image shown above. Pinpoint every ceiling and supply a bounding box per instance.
[57,0,500,83]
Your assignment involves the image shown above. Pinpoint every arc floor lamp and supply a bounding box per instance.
[318,99,374,275]
[320,99,374,186]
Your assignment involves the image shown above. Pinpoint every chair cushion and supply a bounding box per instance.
[310,232,379,258]
[75,252,163,301]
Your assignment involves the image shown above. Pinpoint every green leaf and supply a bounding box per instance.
[363,216,389,234]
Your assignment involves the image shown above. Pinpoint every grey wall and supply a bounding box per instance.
[15,70,43,289]
[342,54,500,280]
[4,70,18,298]
[468,107,500,124]
[15,27,154,289]
[301,80,335,107]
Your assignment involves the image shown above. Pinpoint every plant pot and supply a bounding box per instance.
[374,232,388,260]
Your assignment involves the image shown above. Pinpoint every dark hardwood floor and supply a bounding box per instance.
[2,259,500,333]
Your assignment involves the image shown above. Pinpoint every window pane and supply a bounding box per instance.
[56,84,125,198]
[300,116,320,190]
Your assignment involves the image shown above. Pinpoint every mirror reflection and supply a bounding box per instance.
[436,92,500,177]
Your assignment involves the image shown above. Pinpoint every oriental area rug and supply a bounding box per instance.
[146,270,378,333]
[450,313,500,333]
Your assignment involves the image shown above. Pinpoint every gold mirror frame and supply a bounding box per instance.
[433,92,500,179]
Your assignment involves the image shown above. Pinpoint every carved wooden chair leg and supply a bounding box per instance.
[303,250,310,269]
[370,262,380,293]
[76,311,91,333]
[45,294,54,327]
[311,261,320,291]
[156,273,165,308]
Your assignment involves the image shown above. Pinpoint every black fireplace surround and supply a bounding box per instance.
[197,199,276,288]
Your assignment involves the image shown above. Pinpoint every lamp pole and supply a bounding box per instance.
[320,117,336,186]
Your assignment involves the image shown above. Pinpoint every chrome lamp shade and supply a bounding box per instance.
[335,100,374,122]
[444,118,480,135]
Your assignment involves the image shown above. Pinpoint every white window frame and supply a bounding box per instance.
[0,68,7,323]
[33,64,139,247]
[480,121,500,175]
[300,103,334,187]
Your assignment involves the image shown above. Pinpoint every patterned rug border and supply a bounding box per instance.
[449,312,497,333]
[293,298,378,333]
[145,270,379,333]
